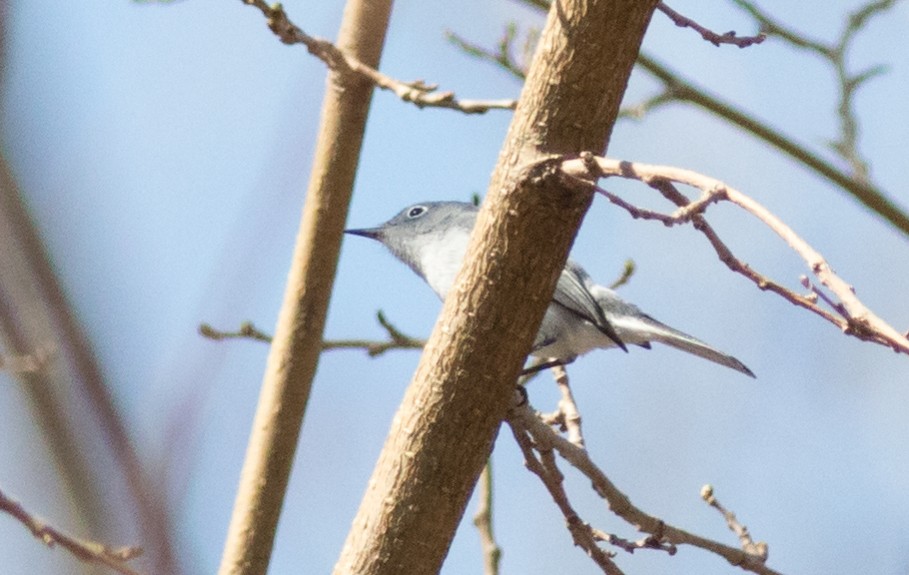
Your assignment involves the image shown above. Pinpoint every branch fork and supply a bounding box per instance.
[562,152,909,354]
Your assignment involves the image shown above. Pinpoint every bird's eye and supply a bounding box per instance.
[407,206,427,218]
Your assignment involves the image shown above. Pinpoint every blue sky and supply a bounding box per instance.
[2,1,909,574]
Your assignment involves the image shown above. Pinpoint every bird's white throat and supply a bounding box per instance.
[416,227,472,299]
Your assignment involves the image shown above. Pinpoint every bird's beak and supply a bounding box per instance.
[344,227,384,240]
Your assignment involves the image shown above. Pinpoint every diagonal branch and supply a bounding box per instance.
[331,1,662,572]
[508,420,625,574]
[634,52,909,235]
[508,403,782,575]
[702,485,768,560]
[218,1,396,573]
[240,0,515,114]
[0,487,143,575]
[656,3,765,47]
[561,154,909,355]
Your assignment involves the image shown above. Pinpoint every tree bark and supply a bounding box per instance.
[332,1,660,574]
[217,1,394,573]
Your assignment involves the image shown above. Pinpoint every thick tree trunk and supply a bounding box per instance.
[332,1,660,574]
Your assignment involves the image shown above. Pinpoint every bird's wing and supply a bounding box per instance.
[553,261,627,351]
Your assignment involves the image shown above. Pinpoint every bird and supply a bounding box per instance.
[345,201,754,378]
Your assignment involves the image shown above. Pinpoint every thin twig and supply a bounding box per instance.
[0,487,143,575]
[591,528,678,556]
[240,0,515,114]
[562,154,909,355]
[473,461,502,575]
[199,312,426,356]
[539,365,585,447]
[731,0,899,182]
[656,3,766,47]
[198,321,272,343]
[701,485,769,560]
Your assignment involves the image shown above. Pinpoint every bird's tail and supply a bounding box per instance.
[612,313,755,378]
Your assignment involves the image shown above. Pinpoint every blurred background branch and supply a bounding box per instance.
[0,153,181,574]
[200,311,426,356]
[0,487,143,575]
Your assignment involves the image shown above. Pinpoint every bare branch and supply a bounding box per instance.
[199,312,426,357]
[199,321,272,343]
[508,419,624,574]
[446,26,528,82]
[240,0,515,114]
[656,3,765,47]
[508,403,782,574]
[0,487,143,575]
[702,485,769,561]
[561,154,909,355]
[539,365,586,447]
[731,0,901,182]
[473,461,502,575]
[218,1,394,572]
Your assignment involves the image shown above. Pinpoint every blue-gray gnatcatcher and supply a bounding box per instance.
[346,201,754,378]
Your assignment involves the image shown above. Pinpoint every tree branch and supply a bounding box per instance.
[731,0,900,182]
[332,2,662,572]
[0,487,143,575]
[508,403,782,574]
[702,485,769,561]
[656,3,765,47]
[472,461,502,575]
[240,0,515,114]
[539,365,585,448]
[199,321,272,343]
[199,311,426,357]
[217,1,395,573]
[561,154,909,354]
[508,421,625,574]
